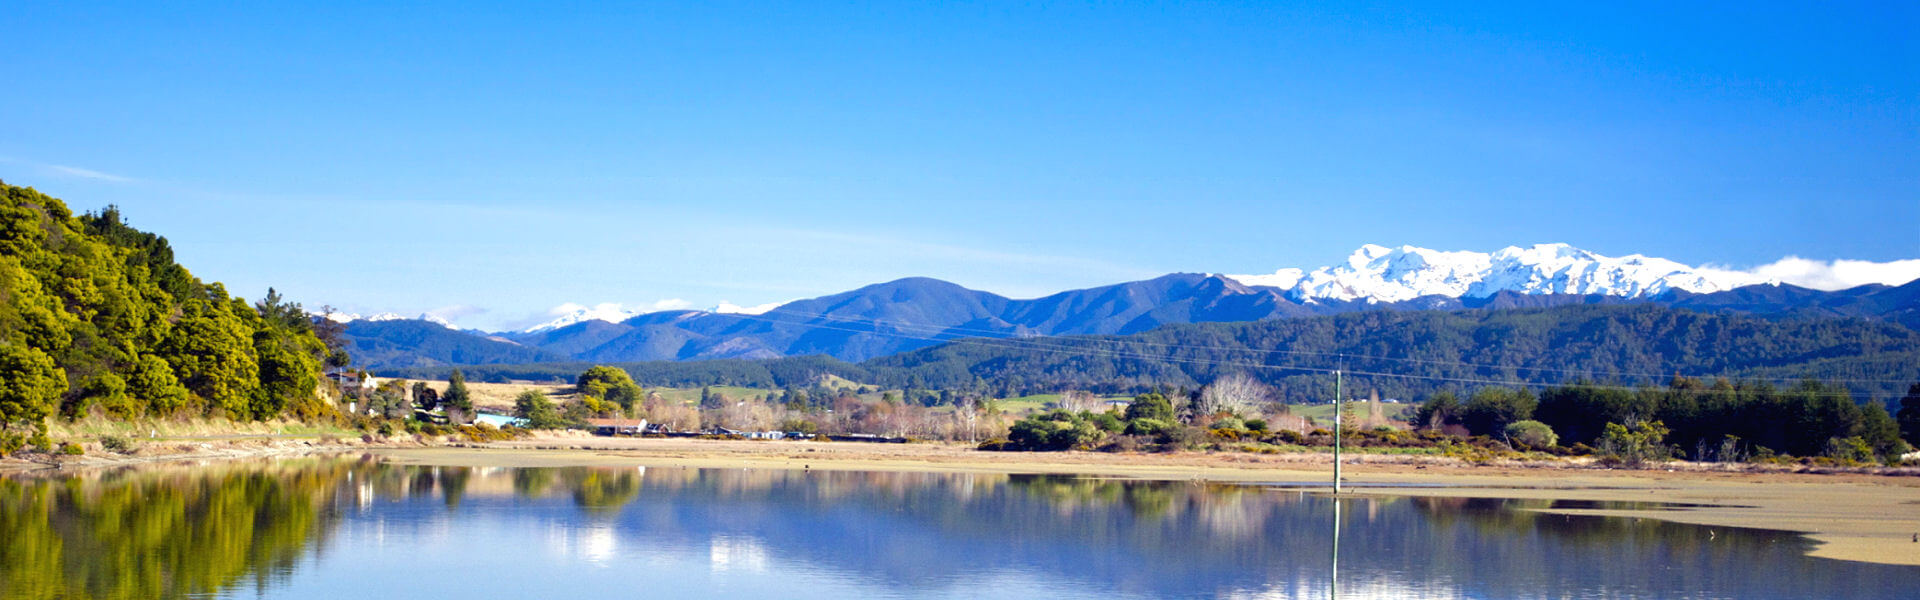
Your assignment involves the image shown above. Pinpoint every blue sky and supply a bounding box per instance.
[3,2,1914,330]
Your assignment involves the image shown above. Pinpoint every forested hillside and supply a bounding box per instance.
[867,304,1920,403]
[391,303,1920,406]
[0,182,337,447]
[341,319,564,368]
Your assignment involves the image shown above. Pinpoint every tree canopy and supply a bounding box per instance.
[0,182,337,444]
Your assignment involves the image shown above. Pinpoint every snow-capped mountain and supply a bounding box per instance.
[712,300,786,315]
[524,303,645,333]
[1230,243,1773,303]
[310,310,456,328]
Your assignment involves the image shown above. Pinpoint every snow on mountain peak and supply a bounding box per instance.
[1229,244,1776,303]
[313,311,359,324]
[524,303,644,333]
[712,300,786,315]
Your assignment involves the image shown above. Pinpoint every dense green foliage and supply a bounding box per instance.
[865,304,1920,404]
[1409,379,1911,461]
[1596,420,1671,466]
[1001,393,1204,451]
[443,369,473,414]
[576,365,643,415]
[0,183,335,446]
[513,390,564,429]
[1459,388,1538,437]
[1899,383,1920,447]
[1006,409,1105,451]
[1503,420,1557,448]
[1530,379,1908,461]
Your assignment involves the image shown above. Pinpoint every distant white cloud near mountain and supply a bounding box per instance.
[1713,256,1920,291]
[423,304,487,323]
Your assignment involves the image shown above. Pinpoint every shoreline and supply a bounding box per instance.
[10,435,1919,567]
[375,437,1920,567]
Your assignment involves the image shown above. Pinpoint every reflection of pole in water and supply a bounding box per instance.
[1330,497,1341,600]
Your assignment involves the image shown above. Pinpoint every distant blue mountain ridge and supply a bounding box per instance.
[337,273,1920,370]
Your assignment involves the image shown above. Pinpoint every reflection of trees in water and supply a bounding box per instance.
[437,466,471,508]
[561,469,641,516]
[5,459,1917,600]
[1396,495,1846,598]
[522,468,1917,599]
[512,467,555,498]
[0,459,353,600]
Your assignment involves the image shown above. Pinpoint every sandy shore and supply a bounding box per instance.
[369,437,1920,567]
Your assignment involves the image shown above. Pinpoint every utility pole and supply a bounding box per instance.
[1333,369,1343,494]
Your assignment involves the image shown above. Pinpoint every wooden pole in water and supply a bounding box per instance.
[1333,369,1342,494]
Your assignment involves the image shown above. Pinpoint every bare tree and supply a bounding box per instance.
[1197,373,1275,417]
[955,396,981,444]
[1056,390,1096,413]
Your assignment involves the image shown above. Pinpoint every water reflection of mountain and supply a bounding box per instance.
[3,459,1918,600]
[415,466,1918,599]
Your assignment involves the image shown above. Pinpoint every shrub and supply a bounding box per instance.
[1824,436,1875,466]
[98,435,134,453]
[1503,420,1558,449]
[1126,418,1172,436]
[1439,440,1499,464]
[1245,419,1269,433]
[1102,434,1147,453]
[1163,425,1205,450]
[59,442,84,456]
[457,423,522,443]
[1008,410,1104,450]
[514,390,566,429]
[1597,420,1670,467]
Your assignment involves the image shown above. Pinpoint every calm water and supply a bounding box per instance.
[0,456,1914,599]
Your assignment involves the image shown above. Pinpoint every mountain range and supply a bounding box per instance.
[336,244,1920,370]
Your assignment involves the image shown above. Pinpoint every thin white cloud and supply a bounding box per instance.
[0,157,139,184]
[647,298,693,310]
[43,164,136,183]
[421,304,488,328]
